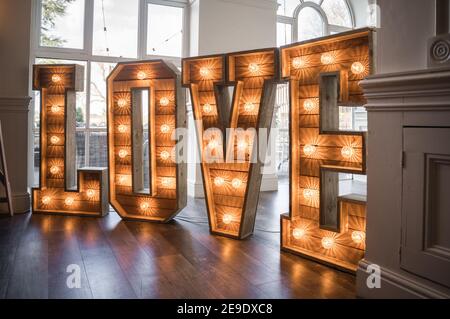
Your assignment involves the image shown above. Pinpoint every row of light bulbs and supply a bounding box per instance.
[202,101,256,115]
[41,189,97,206]
[213,176,243,189]
[292,227,365,247]
[198,62,262,80]
[291,55,366,75]
[116,96,170,108]
[303,144,355,159]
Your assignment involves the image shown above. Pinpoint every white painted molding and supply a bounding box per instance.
[218,0,278,10]
[0,96,31,113]
[357,259,450,299]
[260,173,278,192]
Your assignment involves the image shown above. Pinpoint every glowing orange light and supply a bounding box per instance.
[160,124,171,134]
[351,231,365,244]
[199,67,211,78]
[65,197,74,206]
[351,62,365,75]
[161,177,172,188]
[208,139,219,149]
[160,150,170,160]
[321,237,335,249]
[321,53,335,65]
[203,103,212,114]
[214,177,225,186]
[237,140,248,151]
[42,196,52,205]
[51,74,62,83]
[292,57,306,69]
[231,178,242,189]
[51,104,61,113]
[117,124,128,133]
[50,135,60,144]
[248,63,260,74]
[303,99,316,112]
[160,97,170,106]
[117,98,127,108]
[118,175,127,185]
[118,149,128,158]
[140,201,150,211]
[293,227,305,239]
[341,146,355,159]
[86,189,96,198]
[137,71,147,80]
[303,144,316,156]
[244,102,255,113]
[303,188,318,200]
[223,214,233,225]
[50,166,60,175]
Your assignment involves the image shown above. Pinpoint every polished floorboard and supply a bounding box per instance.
[0,182,356,299]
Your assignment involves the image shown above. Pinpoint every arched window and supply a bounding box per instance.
[277,0,354,46]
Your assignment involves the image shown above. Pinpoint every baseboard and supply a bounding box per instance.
[356,259,450,299]
[0,192,30,215]
[188,179,205,198]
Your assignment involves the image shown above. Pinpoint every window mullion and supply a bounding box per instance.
[138,0,148,59]
[84,0,94,56]
[85,60,92,167]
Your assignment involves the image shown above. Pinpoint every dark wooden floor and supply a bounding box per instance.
[0,181,356,299]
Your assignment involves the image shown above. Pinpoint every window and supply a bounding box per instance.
[31,0,188,187]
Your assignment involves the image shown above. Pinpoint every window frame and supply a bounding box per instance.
[30,0,189,185]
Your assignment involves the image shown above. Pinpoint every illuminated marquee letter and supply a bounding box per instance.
[280,29,374,272]
[182,48,279,239]
[107,61,187,221]
[32,64,108,216]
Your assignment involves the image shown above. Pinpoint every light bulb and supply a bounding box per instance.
[86,189,96,198]
[42,196,52,205]
[244,102,255,113]
[137,71,147,80]
[51,105,60,113]
[208,139,219,149]
[303,188,317,200]
[223,214,233,225]
[351,231,365,244]
[117,98,127,108]
[50,166,60,175]
[51,74,62,83]
[292,57,306,69]
[321,237,335,249]
[118,175,127,185]
[203,103,212,114]
[160,150,170,160]
[118,149,128,158]
[161,177,172,187]
[303,99,316,112]
[237,140,248,151]
[117,124,128,133]
[214,177,225,186]
[341,146,354,159]
[321,53,335,65]
[293,227,305,239]
[303,144,316,157]
[50,135,60,145]
[160,97,170,106]
[248,63,260,74]
[199,67,210,78]
[160,124,171,134]
[231,178,242,189]
[140,202,150,211]
[351,62,365,75]
[65,197,74,206]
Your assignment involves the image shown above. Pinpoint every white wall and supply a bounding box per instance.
[0,0,32,213]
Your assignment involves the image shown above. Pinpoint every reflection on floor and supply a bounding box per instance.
[0,179,356,299]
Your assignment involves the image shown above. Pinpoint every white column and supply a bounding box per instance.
[0,0,32,213]
[186,0,279,197]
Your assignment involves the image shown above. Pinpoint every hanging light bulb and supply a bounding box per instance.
[248,63,260,74]
[137,71,147,80]
[303,99,317,112]
[203,103,212,114]
[50,135,60,145]
[118,149,128,158]
[199,67,211,78]
[51,74,62,83]
[321,237,335,249]
[292,227,306,239]
[117,98,127,108]
[65,197,74,206]
[303,144,316,157]
[214,176,225,186]
[351,231,365,244]
[231,178,242,189]
[321,53,335,65]
[341,146,355,159]
[51,104,60,113]
[222,214,233,225]
[244,102,255,113]
[351,62,365,75]
[160,150,170,160]
[50,166,60,175]
[42,196,52,205]
[160,124,171,134]
[160,97,170,106]
[86,189,96,198]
